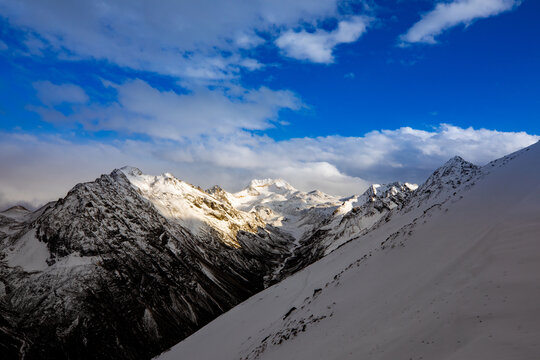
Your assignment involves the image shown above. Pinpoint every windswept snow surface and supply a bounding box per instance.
[158,143,540,360]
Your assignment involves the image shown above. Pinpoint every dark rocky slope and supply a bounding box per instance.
[0,170,289,359]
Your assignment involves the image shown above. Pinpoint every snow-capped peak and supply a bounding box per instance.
[0,205,31,220]
[406,155,482,209]
[420,155,479,190]
[230,179,341,242]
[404,182,419,191]
[233,178,339,212]
[437,156,478,175]
[363,182,418,199]
[118,167,264,247]
[246,178,297,194]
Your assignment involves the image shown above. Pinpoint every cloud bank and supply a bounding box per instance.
[1,125,537,210]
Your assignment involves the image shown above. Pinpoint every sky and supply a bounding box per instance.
[0,0,539,209]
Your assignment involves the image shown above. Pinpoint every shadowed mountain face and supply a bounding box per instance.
[0,170,291,359]
[0,152,489,359]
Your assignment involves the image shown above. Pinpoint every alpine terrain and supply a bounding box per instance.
[158,142,540,360]
[0,162,415,359]
[1,143,538,359]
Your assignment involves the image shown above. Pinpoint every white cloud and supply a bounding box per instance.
[33,81,89,105]
[0,132,368,209]
[31,79,302,140]
[0,0,343,78]
[0,132,142,209]
[235,32,265,49]
[163,124,538,186]
[276,16,369,63]
[2,124,537,209]
[400,0,520,44]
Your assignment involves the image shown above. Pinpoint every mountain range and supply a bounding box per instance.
[159,143,540,360]
[1,142,539,359]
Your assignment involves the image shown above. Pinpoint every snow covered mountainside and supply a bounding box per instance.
[0,163,417,359]
[159,143,540,360]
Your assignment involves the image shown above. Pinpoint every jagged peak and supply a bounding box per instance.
[362,182,417,198]
[448,155,465,162]
[410,155,482,203]
[404,182,419,191]
[428,155,479,180]
[0,205,31,220]
[206,185,225,194]
[118,166,143,176]
[117,167,206,198]
[205,185,234,205]
[118,166,184,186]
[440,155,477,170]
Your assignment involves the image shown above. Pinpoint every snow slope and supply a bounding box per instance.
[158,142,540,360]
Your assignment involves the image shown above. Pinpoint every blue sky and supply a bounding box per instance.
[0,0,539,208]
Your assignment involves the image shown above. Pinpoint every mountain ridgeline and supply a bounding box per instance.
[159,143,540,360]
[0,153,496,359]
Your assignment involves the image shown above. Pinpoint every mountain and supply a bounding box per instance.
[4,144,531,360]
[405,155,481,210]
[0,168,293,359]
[0,162,417,359]
[158,142,540,360]
[230,178,342,240]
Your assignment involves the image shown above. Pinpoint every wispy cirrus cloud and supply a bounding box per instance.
[400,0,520,44]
